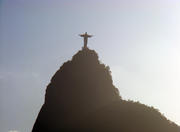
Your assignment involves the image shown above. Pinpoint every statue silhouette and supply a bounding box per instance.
[79,32,93,49]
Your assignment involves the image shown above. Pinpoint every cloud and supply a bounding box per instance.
[8,130,20,132]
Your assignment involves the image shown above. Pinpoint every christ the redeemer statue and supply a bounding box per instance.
[79,32,93,49]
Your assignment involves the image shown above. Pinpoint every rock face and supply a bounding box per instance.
[32,48,180,132]
[32,48,119,131]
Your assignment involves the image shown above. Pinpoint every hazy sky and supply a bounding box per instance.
[1,0,180,131]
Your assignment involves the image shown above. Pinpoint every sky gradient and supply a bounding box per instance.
[1,0,180,132]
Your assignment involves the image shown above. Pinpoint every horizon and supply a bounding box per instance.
[1,0,180,132]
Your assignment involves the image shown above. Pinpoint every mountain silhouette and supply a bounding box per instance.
[32,48,180,132]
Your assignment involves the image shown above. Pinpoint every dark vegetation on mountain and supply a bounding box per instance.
[32,48,180,132]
